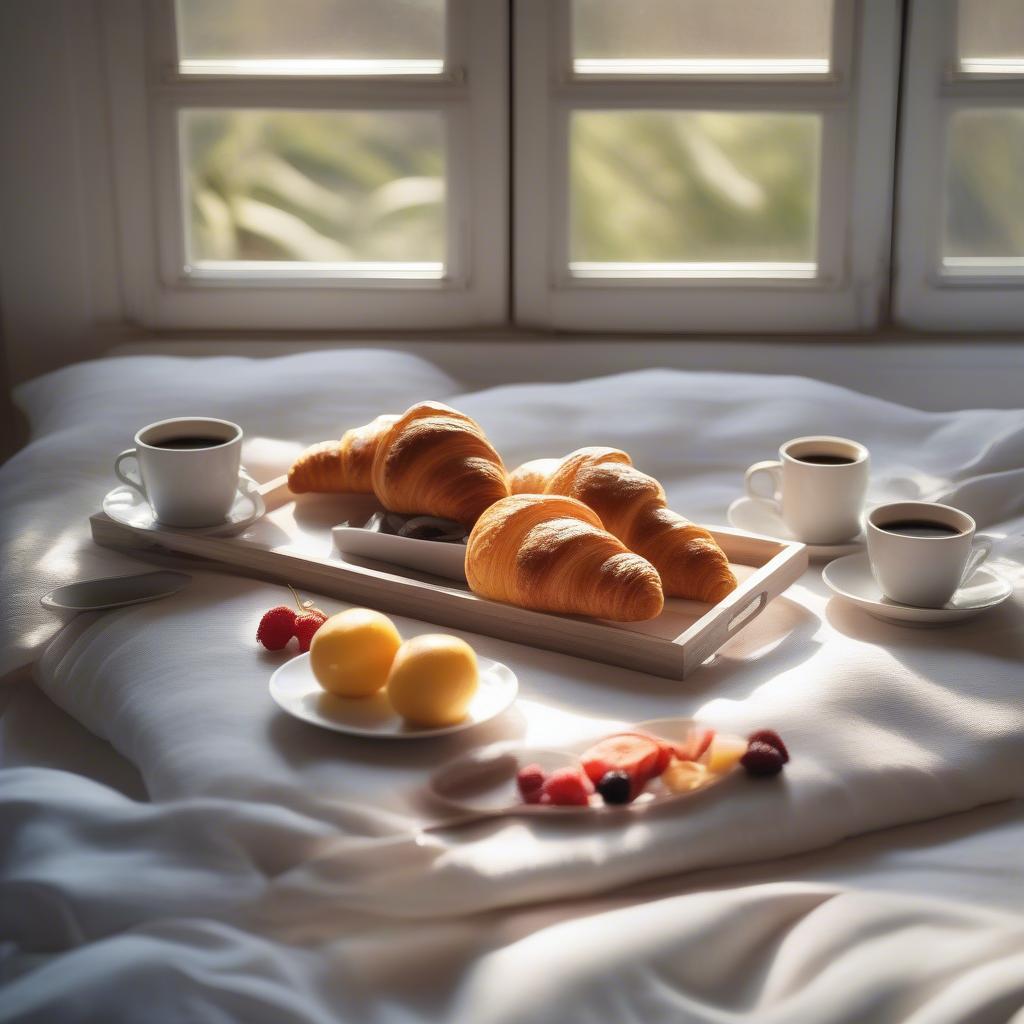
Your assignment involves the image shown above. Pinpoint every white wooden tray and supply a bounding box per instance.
[89,477,808,680]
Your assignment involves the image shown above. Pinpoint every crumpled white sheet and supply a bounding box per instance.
[2,349,1023,1023]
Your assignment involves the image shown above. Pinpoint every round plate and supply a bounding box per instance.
[428,718,740,816]
[102,478,265,537]
[269,652,518,739]
[728,496,864,560]
[822,552,1013,626]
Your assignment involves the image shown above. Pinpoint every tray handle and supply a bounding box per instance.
[685,588,769,671]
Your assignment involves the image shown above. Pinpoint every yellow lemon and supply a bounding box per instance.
[309,608,402,697]
[386,634,479,728]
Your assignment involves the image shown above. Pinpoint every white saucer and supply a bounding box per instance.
[269,651,518,739]
[102,477,265,537]
[822,553,1013,626]
[728,496,863,560]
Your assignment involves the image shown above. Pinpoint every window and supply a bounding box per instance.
[514,0,902,330]
[100,1,1021,335]
[896,0,1024,329]
[104,0,507,328]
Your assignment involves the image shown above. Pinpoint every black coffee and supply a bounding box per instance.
[793,453,856,465]
[152,436,225,450]
[878,519,962,538]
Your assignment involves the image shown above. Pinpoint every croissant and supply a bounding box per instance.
[289,402,509,527]
[466,494,664,621]
[288,414,398,494]
[511,447,737,604]
[369,402,509,526]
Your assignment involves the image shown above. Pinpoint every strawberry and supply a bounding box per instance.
[516,763,547,804]
[741,740,787,777]
[294,610,328,653]
[257,606,297,650]
[541,767,593,807]
[748,729,789,763]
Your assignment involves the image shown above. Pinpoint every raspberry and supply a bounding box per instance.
[516,763,546,804]
[748,729,789,763]
[294,610,328,653]
[541,767,593,807]
[257,606,297,650]
[741,740,787,777]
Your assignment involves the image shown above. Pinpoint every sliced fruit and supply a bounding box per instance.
[661,759,708,794]
[675,727,716,763]
[705,734,748,775]
[581,733,664,787]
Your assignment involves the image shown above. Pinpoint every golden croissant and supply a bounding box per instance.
[466,494,664,621]
[289,402,509,527]
[288,414,398,494]
[510,447,737,604]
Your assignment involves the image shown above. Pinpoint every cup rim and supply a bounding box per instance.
[867,500,975,540]
[780,435,868,467]
[135,417,242,452]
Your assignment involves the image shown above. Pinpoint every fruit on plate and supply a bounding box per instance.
[541,767,593,806]
[740,730,789,777]
[309,608,402,697]
[386,634,479,727]
[704,734,748,775]
[257,605,297,651]
[516,763,547,804]
[581,732,674,798]
[661,759,708,794]
[595,770,632,805]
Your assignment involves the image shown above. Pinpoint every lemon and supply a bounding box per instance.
[386,634,478,727]
[309,608,402,697]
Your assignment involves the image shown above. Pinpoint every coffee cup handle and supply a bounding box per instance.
[114,448,147,499]
[745,460,783,513]
[960,535,994,585]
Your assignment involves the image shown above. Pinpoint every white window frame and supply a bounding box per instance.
[895,0,1024,330]
[101,0,507,329]
[513,0,902,332]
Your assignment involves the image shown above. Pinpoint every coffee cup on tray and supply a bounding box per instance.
[114,416,250,528]
[866,501,993,608]
[744,435,869,545]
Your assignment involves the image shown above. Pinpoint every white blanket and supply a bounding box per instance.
[2,349,1023,1022]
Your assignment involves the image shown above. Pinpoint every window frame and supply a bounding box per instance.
[895,0,1024,330]
[513,0,903,332]
[102,0,508,329]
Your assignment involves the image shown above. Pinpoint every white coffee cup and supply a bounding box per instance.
[114,417,246,528]
[866,501,993,608]
[745,435,869,544]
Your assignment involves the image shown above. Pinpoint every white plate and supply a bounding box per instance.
[822,552,1013,626]
[728,496,863,560]
[332,521,467,581]
[428,718,740,816]
[103,476,265,537]
[269,651,518,739]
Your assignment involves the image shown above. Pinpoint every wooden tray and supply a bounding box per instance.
[90,477,808,680]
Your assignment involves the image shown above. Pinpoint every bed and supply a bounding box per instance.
[2,346,1023,1023]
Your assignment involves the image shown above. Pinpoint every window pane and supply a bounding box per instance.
[570,111,820,273]
[572,0,833,75]
[176,0,445,75]
[958,0,1024,74]
[181,110,446,271]
[943,109,1024,268]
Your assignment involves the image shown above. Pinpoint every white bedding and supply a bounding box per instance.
[2,349,1023,1023]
